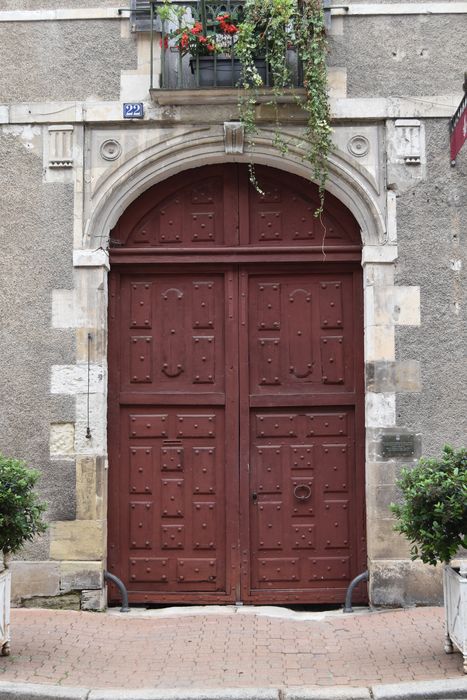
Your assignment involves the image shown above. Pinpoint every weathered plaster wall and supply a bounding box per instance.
[329,15,467,97]
[0,20,136,103]
[395,120,467,453]
[0,129,76,542]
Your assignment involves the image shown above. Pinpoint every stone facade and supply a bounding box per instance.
[0,2,466,609]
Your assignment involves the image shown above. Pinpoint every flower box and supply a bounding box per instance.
[0,569,11,656]
[444,564,467,673]
[190,56,267,87]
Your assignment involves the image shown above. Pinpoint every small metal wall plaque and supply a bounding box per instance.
[123,103,144,119]
[381,433,415,459]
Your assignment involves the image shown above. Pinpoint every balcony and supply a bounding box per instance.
[129,0,331,92]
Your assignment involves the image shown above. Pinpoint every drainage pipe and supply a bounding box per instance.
[343,570,369,613]
[104,571,130,613]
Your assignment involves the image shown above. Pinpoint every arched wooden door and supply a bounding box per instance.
[108,164,366,605]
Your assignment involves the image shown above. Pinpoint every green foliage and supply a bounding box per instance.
[236,0,332,211]
[390,445,467,566]
[0,454,47,559]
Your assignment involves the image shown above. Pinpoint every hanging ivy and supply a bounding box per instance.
[236,0,332,213]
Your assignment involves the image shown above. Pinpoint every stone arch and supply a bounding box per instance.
[85,127,386,250]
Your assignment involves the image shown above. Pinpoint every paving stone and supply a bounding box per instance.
[0,607,464,693]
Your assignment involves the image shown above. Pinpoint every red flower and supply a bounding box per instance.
[198,35,207,43]
[190,22,203,34]
[180,32,189,48]
[207,43,215,52]
[217,13,238,34]
[159,36,169,49]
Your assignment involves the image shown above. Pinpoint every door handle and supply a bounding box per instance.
[251,491,258,503]
[293,484,312,501]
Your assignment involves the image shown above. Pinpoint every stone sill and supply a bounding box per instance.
[150,88,305,107]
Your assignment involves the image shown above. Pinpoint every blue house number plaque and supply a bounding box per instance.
[123,103,144,119]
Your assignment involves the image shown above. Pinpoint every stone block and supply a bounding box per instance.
[366,518,411,560]
[374,286,421,326]
[22,592,81,610]
[372,678,467,700]
[369,559,443,607]
[285,689,369,700]
[74,393,107,456]
[0,680,88,700]
[366,360,421,393]
[50,520,106,561]
[365,324,395,362]
[364,263,395,288]
[51,363,105,396]
[50,422,75,456]
[362,246,398,265]
[81,587,106,611]
[76,456,105,520]
[365,392,396,428]
[60,561,103,592]
[76,328,106,364]
[9,561,60,603]
[367,483,401,520]
[365,460,402,490]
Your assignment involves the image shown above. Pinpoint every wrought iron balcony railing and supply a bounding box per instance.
[128,0,330,91]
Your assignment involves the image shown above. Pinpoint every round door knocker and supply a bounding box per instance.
[293,484,312,501]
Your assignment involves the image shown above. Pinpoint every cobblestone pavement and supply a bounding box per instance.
[0,606,463,690]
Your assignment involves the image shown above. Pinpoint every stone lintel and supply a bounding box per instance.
[0,96,461,127]
[73,249,110,269]
[362,245,398,265]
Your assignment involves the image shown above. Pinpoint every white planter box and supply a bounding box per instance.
[444,564,467,673]
[0,570,10,656]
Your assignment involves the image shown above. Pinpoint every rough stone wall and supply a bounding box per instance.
[395,120,467,453]
[0,129,76,554]
[329,15,467,97]
[0,20,136,103]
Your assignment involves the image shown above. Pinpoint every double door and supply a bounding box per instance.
[108,263,366,604]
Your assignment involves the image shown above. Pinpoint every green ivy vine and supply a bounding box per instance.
[236,0,332,212]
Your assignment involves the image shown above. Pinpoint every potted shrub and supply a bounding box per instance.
[390,445,467,672]
[0,454,47,655]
